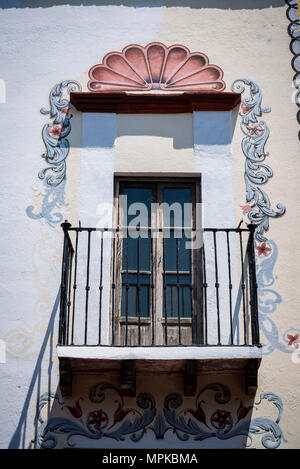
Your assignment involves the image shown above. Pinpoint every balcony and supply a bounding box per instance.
[57,223,262,397]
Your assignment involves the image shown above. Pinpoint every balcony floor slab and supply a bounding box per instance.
[57,345,262,362]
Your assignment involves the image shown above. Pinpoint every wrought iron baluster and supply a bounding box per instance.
[226,231,234,345]
[202,240,208,345]
[213,230,221,345]
[238,230,247,345]
[71,231,78,346]
[150,229,155,346]
[59,221,72,345]
[84,230,92,345]
[98,231,104,345]
[137,230,141,345]
[125,228,129,346]
[111,232,116,346]
[247,224,260,346]
[176,236,182,345]
[66,243,73,346]
[162,232,168,345]
[189,229,195,344]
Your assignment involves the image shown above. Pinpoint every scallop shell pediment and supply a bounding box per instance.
[88,42,225,92]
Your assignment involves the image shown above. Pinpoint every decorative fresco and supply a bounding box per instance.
[231,78,286,243]
[33,382,285,449]
[26,80,81,226]
[234,78,299,355]
[286,0,300,140]
[22,49,293,450]
[88,42,226,92]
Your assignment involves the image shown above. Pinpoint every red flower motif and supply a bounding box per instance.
[65,398,83,419]
[241,104,250,114]
[237,400,253,421]
[287,333,300,349]
[240,204,252,214]
[88,409,108,429]
[255,242,271,257]
[184,400,207,427]
[48,125,62,138]
[246,124,264,136]
[112,401,134,425]
[211,409,231,429]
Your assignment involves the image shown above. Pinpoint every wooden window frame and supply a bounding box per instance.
[112,175,203,346]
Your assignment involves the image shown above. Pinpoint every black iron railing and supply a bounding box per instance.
[58,222,260,347]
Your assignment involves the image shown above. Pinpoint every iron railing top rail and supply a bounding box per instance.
[62,223,255,234]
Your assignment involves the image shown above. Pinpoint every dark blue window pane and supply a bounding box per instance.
[123,188,152,226]
[164,233,191,272]
[164,275,192,318]
[163,188,191,227]
[122,236,151,271]
[121,274,150,317]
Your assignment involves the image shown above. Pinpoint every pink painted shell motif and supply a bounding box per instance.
[88,42,226,92]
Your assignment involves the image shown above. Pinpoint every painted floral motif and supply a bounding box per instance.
[254,240,300,354]
[47,125,63,139]
[231,78,286,242]
[34,382,286,449]
[255,242,272,257]
[240,204,253,214]
[236,401,254,423]
[211,410,232,430]
[246,124,264,136]
[88,410,108,429]
[65,398,83,419]
[88,42,225,92]
[287,333,300,349]
[26,80,82,225]
[111,400,135,427]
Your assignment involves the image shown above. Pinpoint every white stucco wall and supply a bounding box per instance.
[0,0,299,450]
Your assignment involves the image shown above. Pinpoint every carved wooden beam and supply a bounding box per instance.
[120,360,136,397]
[246,358,260,396]
[184,360,198,396]
[59,358,72,398]
[70,91,241,113]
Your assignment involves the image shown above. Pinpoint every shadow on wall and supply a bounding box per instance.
[7,286,285,449]
[0,0,286,9]
[116,114,194,150]
[23,377,257,449]
[8,291,60,449]
[7,287,255,448]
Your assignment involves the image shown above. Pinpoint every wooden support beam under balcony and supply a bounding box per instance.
[57,349,262,398]
[70,91,241,113]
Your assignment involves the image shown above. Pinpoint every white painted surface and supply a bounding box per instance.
[75,113,116,346]
[193,111,242,346]
[115,113,194,173]
[57,345,262,360]
[193,111,234,228]
[0,0,297,450]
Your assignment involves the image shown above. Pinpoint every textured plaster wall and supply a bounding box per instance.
[0,0,299,449]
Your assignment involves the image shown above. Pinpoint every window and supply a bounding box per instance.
[113,176,202,346]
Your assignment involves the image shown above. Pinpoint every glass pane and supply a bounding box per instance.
[121,274,150,317]
[122,235,151,271]
[123,187,152,227]
[164,233,191,272]
[164,274,192,318]
[163,188,192,227]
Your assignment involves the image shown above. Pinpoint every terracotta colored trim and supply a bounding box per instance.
[87,42,226,92]
[70,91,241,113]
